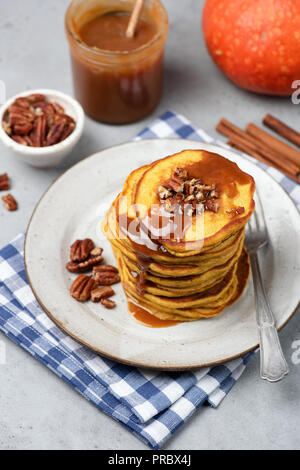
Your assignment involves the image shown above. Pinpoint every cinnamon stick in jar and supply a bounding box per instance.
[263,114,300,149]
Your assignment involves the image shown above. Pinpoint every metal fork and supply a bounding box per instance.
[245,192,289,382]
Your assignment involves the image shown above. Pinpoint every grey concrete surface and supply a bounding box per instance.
[0,0,299,450]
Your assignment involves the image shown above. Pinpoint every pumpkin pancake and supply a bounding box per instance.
[103,149,255,324]
[116,248,250,321]
[123,242,243,296]
[134,149,255,252]
[104,202,245,267]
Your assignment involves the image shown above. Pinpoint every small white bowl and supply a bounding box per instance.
[0,89,84,168]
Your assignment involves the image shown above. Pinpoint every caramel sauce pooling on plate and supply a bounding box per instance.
[128,301,179,328]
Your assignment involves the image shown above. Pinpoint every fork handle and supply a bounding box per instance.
[249,252,289,382]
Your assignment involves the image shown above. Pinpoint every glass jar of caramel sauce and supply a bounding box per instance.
[65,0,169,124]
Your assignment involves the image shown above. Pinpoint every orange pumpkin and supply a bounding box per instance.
[202,0,300,96]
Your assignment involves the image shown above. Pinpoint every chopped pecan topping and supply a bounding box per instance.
[158,167,221,216]
[91,286,115,303]
[101,298,116,309]
[210,189,220,198]
[70,274,98,302]
[175,167,188,179]
[2,193,17,211]
[183,204,194,217]
[226,206,245,218]
[205,200,219,213]
[195,190,205,201]
[158,185,172,200]
[163,196,183,214]
[184,194,195,203]
[168,176,185,193]
[2,95,76,147]
[0,173,10,191]
[70,239,95,262]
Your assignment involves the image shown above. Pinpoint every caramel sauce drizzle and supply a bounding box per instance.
[128,300,179,328]
[183,152,251,195]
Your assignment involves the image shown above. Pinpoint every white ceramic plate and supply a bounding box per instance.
[25,139,300,370]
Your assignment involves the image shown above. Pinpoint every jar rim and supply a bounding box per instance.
[65,0,169,58]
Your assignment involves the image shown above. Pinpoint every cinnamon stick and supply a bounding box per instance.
[227,140,300,185]
[216,119,300,183]
[217,120,300,175]
[263,114,300,148]
[246,122,300,167]
[228,140,271,166]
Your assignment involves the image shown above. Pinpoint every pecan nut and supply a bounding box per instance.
[3,95,75,147]
[2,120,12,135]
[93,265,118,276]
[175,167,188,179]
[70,238,95,262]
[101,298,116,309]
[13,120,33,136]
[159,167,220,216]
[41,103,57,116]
[226,206,245,218]
[14,97,31,109]
[90,247,103,257]
[205,200,219,213]
[93,269,120,286]
[2,193,18,211]
[60,122,76,142]
[55,113,75,125]
[70,274,98,302]
[66,253,104,273]
[30,115,47,147]
[52,102,65,114]
[91,286,115,303]
[158,185,172,200]
[0,173,10,191]
[27,93,47,103]
[67,241,103,273]
[45,119,65,146]
[168,176,185,193]
[9,107,35,123]
[12,135,32,146]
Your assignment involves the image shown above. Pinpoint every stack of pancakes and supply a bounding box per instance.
[103,149,255,322]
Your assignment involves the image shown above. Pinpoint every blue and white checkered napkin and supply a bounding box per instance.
[0,111,299,449]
